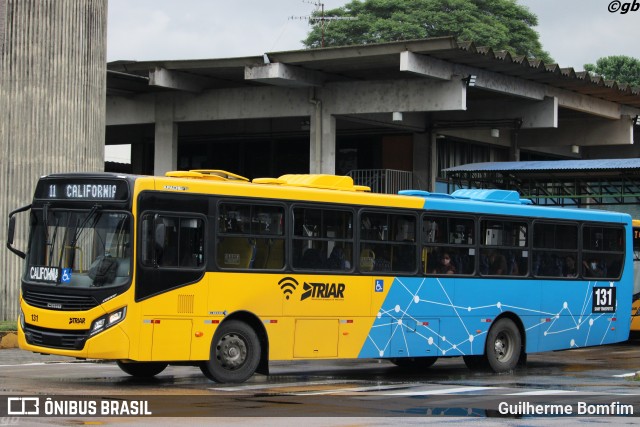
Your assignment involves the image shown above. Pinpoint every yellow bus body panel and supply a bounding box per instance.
[631,299,640,332]
[151,176,424,210]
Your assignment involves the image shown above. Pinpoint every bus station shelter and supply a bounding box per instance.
[444,158,640,207]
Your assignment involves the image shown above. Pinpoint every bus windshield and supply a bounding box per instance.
[25,208,132,288]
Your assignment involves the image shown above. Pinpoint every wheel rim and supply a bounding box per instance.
[494,330,514,362]
[216,332,247,370]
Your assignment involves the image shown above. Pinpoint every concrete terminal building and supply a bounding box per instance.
[106,37,640,195]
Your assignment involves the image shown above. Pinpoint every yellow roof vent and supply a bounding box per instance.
[253,174,370,192]
[166,169,249,182]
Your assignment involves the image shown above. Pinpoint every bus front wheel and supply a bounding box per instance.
[486,318,522,373]
[200,320,261,383]
[116,361,168,378]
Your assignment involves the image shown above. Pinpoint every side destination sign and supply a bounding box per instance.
[35,179,129,201]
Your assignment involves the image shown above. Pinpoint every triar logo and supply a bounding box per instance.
[278,277,298,300]
[301,282,346,301]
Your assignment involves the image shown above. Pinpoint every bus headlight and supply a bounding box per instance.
[90,306,127,336]
[19,309,25,330]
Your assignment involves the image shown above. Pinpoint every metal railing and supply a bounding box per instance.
[348,169,414,194]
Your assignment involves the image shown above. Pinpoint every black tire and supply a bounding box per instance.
[463,355,489,371]
[485,318,522,373]
[116,361,168,378]
[200,320,261,383]
[517,351,528,368]
[390,356,438,369]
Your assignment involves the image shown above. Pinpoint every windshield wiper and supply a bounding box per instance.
[47,216,59,263]
[70,204,101,248]
[43,203,50,245]
[56,204,101,284]
[43,203,53,261]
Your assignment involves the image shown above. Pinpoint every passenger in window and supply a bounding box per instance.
[300,247,325,269]
[508,253,520,276]
[373,246,392,271]
[488,250,507,275]
[564,255,577,277]
[327,246,350,270]
[583,258,604,277]
[433,252,456,275]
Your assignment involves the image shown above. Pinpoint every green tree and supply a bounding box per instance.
[302,0,553,63]
[584,56,640,87]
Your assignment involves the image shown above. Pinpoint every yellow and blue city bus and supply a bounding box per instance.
[6,170,633,382]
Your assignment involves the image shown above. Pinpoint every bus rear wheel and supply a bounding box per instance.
[200,320,261,383]
[116,361,168,378]
[486,318,522,373]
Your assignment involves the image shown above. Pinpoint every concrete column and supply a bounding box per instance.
[510,130,520,162]
[430,133,438,192]
[412,133,429,190]
[309,99,336,175]
[0,0,107,321]
[321,111,336,175]
[153,94,178,175]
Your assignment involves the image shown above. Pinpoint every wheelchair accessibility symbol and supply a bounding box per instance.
[375,279,384,293]
[61,268,72,283]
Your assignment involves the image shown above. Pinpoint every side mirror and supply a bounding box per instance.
[7,204,31,259]
[7,216,16,246]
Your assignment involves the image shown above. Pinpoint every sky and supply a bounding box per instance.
[107,0,640,68]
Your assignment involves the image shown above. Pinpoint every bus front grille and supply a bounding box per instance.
[23,323,88,350]
[23,290,99,311]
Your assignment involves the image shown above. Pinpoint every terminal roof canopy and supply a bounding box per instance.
[107,37,640,108]
[444,159,640,206]
[106,36,640,180]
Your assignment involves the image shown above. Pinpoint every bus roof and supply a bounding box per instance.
[36,171,631,224]
[158,170,630,224]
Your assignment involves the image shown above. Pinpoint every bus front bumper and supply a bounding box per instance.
[18,322,130,360]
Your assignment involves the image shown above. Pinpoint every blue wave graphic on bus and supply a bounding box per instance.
[359,277,623,359]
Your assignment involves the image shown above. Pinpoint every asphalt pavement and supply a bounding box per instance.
[0,347,87,365]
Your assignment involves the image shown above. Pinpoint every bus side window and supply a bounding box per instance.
[251,207,285,270]
[142,214,205,269]
[157,218,180,267]
[217,237,255,269]
[179,218,204,267]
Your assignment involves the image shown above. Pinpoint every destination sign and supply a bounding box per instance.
[35,179,129,201]
[28,266,72,283]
